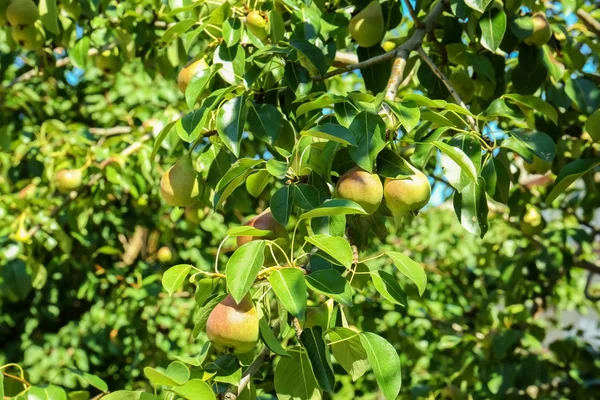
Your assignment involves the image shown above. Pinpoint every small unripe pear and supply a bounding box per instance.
[157,246,172,263]
[12,24,45,51]
[177,58,210,94]
[160,154,200,207]
[95,48,123,75]
[335,167,383,214]
[349,1,384,48]
[55,169,83,193]
[7,0,39,27]
[184,202,207,224]
[383,164,431,215]
[524,12,551,47]
[523,157,551,175]
[520,205,544,237]
[382,40,396,52]
[245,11,269,41]
[237,208,287,246]
[206,294,259,354]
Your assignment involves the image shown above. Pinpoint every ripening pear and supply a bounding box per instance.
[157,246,172,263]
[335,167,383,214]
[7,0,39,27]
[55,169,83,193]
[523,156,551,175]
[382,40,396,52]
[383,163,431,216]
[177,58,211,94]
[349,1,384,48]
[245,11,269,41]
[95,48,123,75]
[524,12,552,47]
[12,23,45,51]
[160,154,200,207]
[237,208,288,247]
[206,294,259,354]
[520,205,544,237]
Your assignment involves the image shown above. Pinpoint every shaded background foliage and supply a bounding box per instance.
[1,0,600,399]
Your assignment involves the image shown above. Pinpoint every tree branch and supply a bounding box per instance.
[574,260,600,275]
[403,0,423,28]
[314,0,449,81]
[576,9,600,36]
[384,50,409,101]
[417,47,479,132]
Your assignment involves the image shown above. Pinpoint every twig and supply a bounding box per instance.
[27,134,152,237]
[417,47,479,132]
[236,346,270,397]
[577,9,600,36]
[574,260,600,275]
[333,51,359,66]
[88,126,134,136]
[403,0,423,28]
[1,372,30,388]
[314,0,449,81]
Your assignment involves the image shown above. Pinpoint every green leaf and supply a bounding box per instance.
[329,328,368,381]
[246,170,271,197]
[213,158,263,208]
[300,327,335,393]
[2,260,32,300]
[305,234,353,269]
[204,355,241,385]
[66,369,108,392]
[227,226,271,237]
[464,0,492,12]
[101,391,155,400]
[27,385,66,400]
[385,100,420,132]
[305,270,353,306]
[299,199,367,220]
[266,159,288,178]
[150,121,176,161]
[565,77,600,116]
[440,135,482,193]
[311,215,346,237]
[503,94,558,125]
[359,333,402,400]
[546,158,600,204]
[247,103,282,145]
[274,348,321,400]
[501,129,555,163]
[585,110,600,142]
[348,112,386,172]
[259,318,289,356]
[175,109,209,143]
[453,177,489,238]
[162,18,196,43]
[70,37,90,69]
[300,123,357,146]
[386,252,427,296]
[161,264,192,297]
[214,43,246,85]
[172,379,215,400]
[377,148,415,179]
[297,94,344,117]
[144,361,190,387]
[185,65,221,109]
[290,39,328,75]
[294,184,321,210]
[402,93,447,108]
[39,0,59,34]
[226,241,266,303]
[479,7,506,52]
[284,62,313,97]
[192,293,228,337]
[270,185,295,226]
[269,268,307,320]
[222,17,242,46]
[433,141,478,184]
[370,270,407,306]
[270,10,285,43]
[216,96,248,157]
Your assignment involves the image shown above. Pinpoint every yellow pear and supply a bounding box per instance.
[12,23,45,51]
[520,205,544,237]
[177,58,210,94]
[157,246,173,263]
[524,12,551,46]
[160,154,200,207]
[55,169,83,193]
[383,163,431,216]
[7,0,39,27]
[349,1,384,48]
[335,167,383,214]
[206,294,259,354]
[245,11,269,41]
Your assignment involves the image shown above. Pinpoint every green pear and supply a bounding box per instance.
[184,202,207,224]
[524,12,551,46]
[383,163,431,216]
[245,11,269,41]
[177,58,211,94]
[12,23,45,51]
[157,246,173,263]
[349,1,384,48]
[523,156,551,175]
[95,48,123,75]
[7,0,39,27]
[520,205,544,236]
[55,169,82,192]
[335,167,383,214]
[206,294,259,354]
[160,154,200,207]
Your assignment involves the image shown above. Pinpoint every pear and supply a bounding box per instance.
[524,12,552,47]
[335,167,383,214]
[55,169,82,193]
[184,202,207,224]
[157,246,173,263]
[520,205,544,236]
[95,48,123,75]
[160,154,200,207]
[237,208,288,246]
[523,156,551,175]
[382,40,396,52]
[206,294,259,354]
[245,11,269,41]
[7,0,39,27]
[12,23,45,51]
[383,163,431,216]
[349,1,384,48]
[177,58,210,94]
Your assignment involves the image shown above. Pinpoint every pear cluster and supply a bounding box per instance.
[335,161,431,218]
[4,0,45,51]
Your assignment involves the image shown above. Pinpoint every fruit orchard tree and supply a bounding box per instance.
[1,0,600,399]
